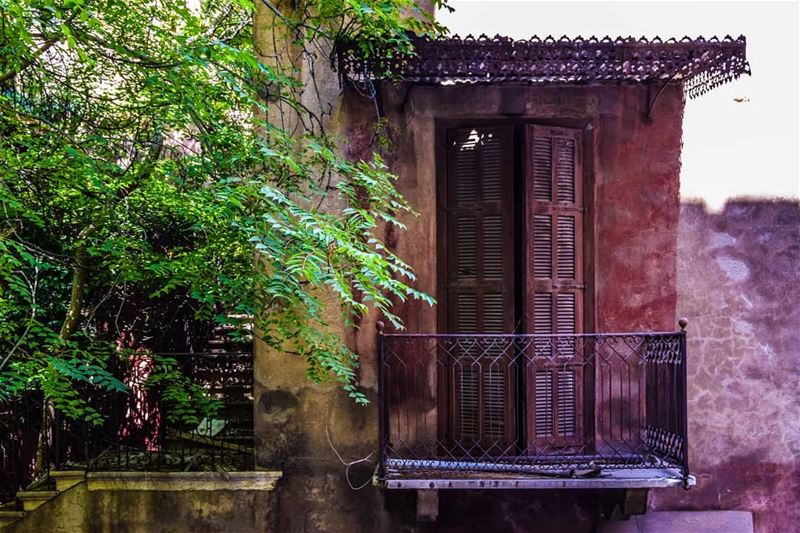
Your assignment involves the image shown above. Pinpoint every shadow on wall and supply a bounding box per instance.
[651,199,800,533]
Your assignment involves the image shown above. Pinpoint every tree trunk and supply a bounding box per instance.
[59,245,88,339]
[34,245,88,476]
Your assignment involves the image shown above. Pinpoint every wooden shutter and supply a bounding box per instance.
[445,126,515,447]
[524,125,585,449]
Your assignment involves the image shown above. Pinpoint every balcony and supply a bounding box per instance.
[376,324,693,490]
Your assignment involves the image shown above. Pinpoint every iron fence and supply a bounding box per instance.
[0,394,43,502]
[0,352,253,502]
[377,326,689,484]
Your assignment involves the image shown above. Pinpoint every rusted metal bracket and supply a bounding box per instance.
[644,71,681,123]
[623,488,650,516]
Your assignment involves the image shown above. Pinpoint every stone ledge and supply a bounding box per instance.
[86,471,283,492]
[0,510,27,528]
[599,511,754,533]
[16,491,59,512]
[50,470,87,492]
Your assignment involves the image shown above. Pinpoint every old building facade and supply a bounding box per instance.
[5,4,797,533]
[249,6,794,531]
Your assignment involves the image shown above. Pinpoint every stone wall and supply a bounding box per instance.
[651,200,800,533]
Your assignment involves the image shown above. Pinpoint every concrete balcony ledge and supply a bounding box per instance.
[385,467,695,490]
[85,470,283,492]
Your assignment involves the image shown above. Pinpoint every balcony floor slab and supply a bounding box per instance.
[383,467,695,490]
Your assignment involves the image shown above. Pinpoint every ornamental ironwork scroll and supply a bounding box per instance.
[335,34,750,98]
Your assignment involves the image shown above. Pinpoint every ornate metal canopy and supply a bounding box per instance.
[336,34,750,98]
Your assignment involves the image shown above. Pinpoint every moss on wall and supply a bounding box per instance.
[6,472,281,533]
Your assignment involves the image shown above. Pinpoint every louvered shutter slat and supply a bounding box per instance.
[533,137,552,201]
[533,293,553,334]
[557,370,576,436]
[455,136,479,205]
[459,365,480,439]
[555,138,576,203]
[556,293,576,334]
[483,215,504,280]
[533,215,552,278]
[457,294,478,333]
[535,370,554,437]
[481,135,504,201]
[483,294,505,333]
[483,369,506,440]
[456,216,477,280]
[556,216,576,279]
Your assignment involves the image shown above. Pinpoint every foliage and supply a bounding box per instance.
[147,354,223,425]
[0,0,444,420]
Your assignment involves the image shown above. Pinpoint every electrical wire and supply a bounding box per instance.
[325,414,377,491]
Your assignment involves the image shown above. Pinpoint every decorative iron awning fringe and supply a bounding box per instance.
[335,34,750,98]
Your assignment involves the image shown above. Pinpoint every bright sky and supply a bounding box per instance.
[437,1,800,211]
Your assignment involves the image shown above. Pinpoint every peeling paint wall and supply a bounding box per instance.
[651,200,800,533]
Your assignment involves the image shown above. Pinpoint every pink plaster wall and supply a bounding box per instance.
[593,87,682,333]
[362,82,684,342]
[651,200,800,533]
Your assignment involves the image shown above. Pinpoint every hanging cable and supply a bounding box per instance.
[325,413,377,491]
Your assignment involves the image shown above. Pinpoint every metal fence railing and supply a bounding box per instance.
[377,323,689,486]
[1,352,253,502]
[0,394,43,502]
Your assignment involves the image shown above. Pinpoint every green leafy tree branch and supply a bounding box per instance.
[0,0,444,443]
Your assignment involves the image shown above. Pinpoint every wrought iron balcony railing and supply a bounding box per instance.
[376,324,689,489]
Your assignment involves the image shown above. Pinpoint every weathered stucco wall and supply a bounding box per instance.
[251,3,377,530]
[255,80,686,532]
[651,200,800,533]
[6,472,280,533]
[371,81,683,339]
